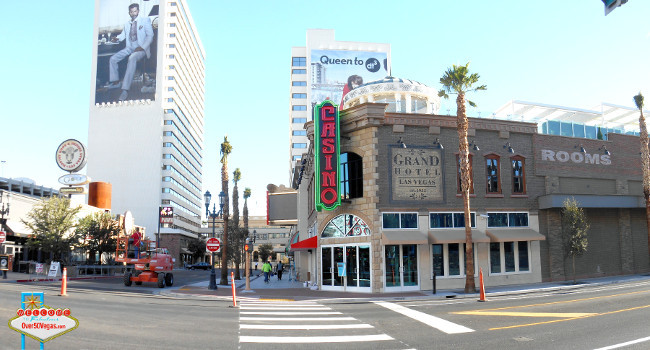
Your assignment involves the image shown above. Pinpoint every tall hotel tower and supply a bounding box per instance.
[289,29,391,185]
[88,0,205,262]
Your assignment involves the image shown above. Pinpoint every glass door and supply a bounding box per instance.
[385,244,420,291]
[322,247,332,286]
[333,246,344,286]
[346,246,358,288]
[359,246,370,287]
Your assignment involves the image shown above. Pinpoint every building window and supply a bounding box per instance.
[167,98,174,102]
[169,33,176,38]
[292,105,307,111]
[292,93,307,99]
[292,81,307,86]
[292,57,307,66]
[489,241,530,274]
[456,154,474,194]
[433,243,473,277]
[430,212,476,228]
[485,154,501,194]
[292,155,302,161]
[292,130,306,136]
[511,156,526,194]
[169,23,176,27]
[487,212,529,227]
[341,152,363,200]
[292,143,307,149]
[292,118,307,124]
[382,213,418,229]
[292,69,306,74]
[169,44,175,48]
[169,54,175,59]
[170,12,176,16]
[169,65,175,69]
[321,214,370,238]
[168,87,174,91]
[170,2,177,6]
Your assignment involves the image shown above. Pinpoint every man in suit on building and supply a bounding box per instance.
[106,3,153,101]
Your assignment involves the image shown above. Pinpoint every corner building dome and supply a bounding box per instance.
[341,76,440,114]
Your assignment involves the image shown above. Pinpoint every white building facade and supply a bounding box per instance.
[88,0,205,259]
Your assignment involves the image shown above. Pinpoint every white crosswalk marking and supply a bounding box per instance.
[238,300,396,346]
[373,301,474,334]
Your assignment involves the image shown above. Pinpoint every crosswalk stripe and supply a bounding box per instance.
[240,323,374,329]
[240,316,357,321]
[240,334,394,343]
[240,311,341,315]
[239,306,331,310]
[374,301,474,334]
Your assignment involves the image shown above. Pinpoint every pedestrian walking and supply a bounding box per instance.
[277,261,283,281]
[255,262,258,271]
[262,261,272,283]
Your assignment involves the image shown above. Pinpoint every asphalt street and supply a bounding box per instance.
[1,270,650,349]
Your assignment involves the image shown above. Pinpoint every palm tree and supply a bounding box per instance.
[634,93,650,258]
[438,62,486,293]
[243,188,251,232]
[219,136,232,285]
[232,168,241,279]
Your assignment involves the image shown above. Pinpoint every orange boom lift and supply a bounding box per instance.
[115,227,174,288]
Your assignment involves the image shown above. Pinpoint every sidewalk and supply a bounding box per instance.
[161,271,650,303]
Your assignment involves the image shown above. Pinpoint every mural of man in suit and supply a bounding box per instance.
[105,3,153,101]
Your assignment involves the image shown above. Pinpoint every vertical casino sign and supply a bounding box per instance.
[314,100,341,211]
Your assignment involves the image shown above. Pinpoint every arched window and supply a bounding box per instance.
[321,214,370,238]
[341,152,363,200]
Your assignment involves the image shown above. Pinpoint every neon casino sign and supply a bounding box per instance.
[314,100,341,211]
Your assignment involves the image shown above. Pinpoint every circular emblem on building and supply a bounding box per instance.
[55,139,87,172]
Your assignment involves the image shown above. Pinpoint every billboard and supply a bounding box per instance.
[95,0,159,103]
[310,49,389,110]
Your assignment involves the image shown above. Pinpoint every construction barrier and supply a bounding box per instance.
[59,268,68,296]
[478,267,486,302]
[231,271,237,307]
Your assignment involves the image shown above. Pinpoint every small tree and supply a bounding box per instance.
[257,244,273,263]
[75,211,119,264]
[21,197,82,264]
[187,236,207,263]
[562,197,589,284]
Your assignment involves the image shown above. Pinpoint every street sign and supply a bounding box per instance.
[59,187,86,195]
[0,231,5,244]
[206,238,220,252]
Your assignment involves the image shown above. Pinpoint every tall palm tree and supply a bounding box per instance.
[438,62,486,293]
[634,93,650,258]
[243,188,251,232]
[219,136,232,285]
[232,168,241,279]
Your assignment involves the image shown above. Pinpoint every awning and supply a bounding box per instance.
[290,236,317,251]
[382,231,428,245]
[486,229,546,242]
[180,248,192,255]
[428,229,490,244]
[5,219,31,237]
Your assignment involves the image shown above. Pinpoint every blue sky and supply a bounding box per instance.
[1,0,649,217]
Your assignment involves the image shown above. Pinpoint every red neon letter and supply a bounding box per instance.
[322,138,335,153]
[321,171,335,187]
[320,188,337,205]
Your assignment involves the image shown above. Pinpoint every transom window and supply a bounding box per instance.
[382,213,418,229]
[485,154,501,194]
[487,212,529,227]
[321,214,370,238]
[511,156,526,194]
[430,212,476,228]
[489,241,530,274]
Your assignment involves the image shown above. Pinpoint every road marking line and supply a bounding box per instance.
[454,311,595,318]
[489,304,650,330]
[240,334,393,343]
[240,311,342,315]
[240,323,374,330]
[373,301,474,334]
[593,335,650,350]
[240,316,357,321]
[239,306,331,310]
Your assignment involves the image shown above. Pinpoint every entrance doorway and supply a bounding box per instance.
[321,244,371,292]
[384,244,419,291]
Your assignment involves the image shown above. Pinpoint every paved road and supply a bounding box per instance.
[2,271,650,349]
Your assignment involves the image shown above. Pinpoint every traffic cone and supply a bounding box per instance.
[478,267,486,302]
[230,271,237,307]
[59,268,68,296]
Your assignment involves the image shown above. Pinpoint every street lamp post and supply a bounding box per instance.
[204,190,225,291]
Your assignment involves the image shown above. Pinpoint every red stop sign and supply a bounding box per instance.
[206,238,220,252]
[0,232,5,244]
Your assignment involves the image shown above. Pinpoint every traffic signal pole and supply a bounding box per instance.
[245,238,251,291]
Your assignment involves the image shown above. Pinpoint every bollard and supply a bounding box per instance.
[231,271,237,307]
[432,270,437,294]
[59,268,68,296]
[478,267,486,302]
